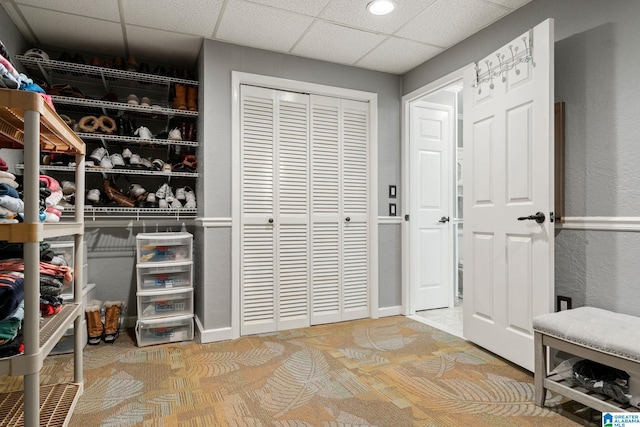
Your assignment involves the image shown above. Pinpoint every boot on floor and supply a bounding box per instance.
[103,301,124,343]
[85,300,103,345]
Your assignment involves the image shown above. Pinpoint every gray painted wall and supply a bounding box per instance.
[0,10,28,72]
[403,0,640,316]
[198,40,403,330]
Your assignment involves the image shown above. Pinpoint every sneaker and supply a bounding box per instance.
[140,96,151,106]
[168,128,182,141]
[129,153,141,165]
[122,147,132,159]
[139,157,153,169]
[110,153,126,167]
[100,156,113,169]
[129,183,146,198]
[87,189,100,202]
[184,199,196,209]
[126,94,139,105]
[134,126,152,139]
[60,180,76,195]
[184,186,196,202]
[89,146,107,163]
[170,199,182,209]
[146,192,156,203]
[165,186,175,203]
[155,183,168,199]
[152,159,164,171]
[158,199,168,208]
[175,187,186,200]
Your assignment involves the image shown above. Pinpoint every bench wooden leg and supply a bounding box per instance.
[534,331,546,406]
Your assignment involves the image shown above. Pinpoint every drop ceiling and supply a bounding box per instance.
[1,0,531,75]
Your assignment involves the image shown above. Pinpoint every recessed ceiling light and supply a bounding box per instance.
[367,0,396,16]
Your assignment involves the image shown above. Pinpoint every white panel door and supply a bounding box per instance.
[410,102,453,312]
[241,86,310,335]
[463,19,554,371]
[310,96,370,324]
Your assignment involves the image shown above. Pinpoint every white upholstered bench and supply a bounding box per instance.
[533,307,640,412]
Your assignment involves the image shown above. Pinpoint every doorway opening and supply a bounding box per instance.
[402,69,464,339]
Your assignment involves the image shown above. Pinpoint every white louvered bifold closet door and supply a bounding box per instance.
[240,85,310,335]
[310,96,370,325]
[341,99,369,321]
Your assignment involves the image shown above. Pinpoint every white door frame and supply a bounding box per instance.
[401,66,469,315]
[231,71,379,339]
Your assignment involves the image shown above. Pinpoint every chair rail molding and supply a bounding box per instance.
[378,216,402,224]
[559,217,640,231]
[195,217,232,227]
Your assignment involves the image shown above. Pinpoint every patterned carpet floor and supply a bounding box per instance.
[1,316,602,426]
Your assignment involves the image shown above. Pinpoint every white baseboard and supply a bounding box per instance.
[195,315,234,343]
[378,305,402,317]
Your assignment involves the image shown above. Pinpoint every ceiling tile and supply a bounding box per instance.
[15,0,120,21]
[484,0,531,10]
[320,0,437,34]
[126,26,202,66]
[356,37,443,74]
[216,0,314,52]
[18,5,124,55]
[395,0,507,48]
[292,20,386,66]
[244,0,332,17]
[122,0,223,37]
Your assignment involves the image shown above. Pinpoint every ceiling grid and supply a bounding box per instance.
[0,0,531,74]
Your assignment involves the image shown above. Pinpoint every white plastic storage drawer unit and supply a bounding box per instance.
[136,232,193,264]
[47,240,88,296]
[137,288,194,320]
[135,314,194,347]
[137,261,193,291]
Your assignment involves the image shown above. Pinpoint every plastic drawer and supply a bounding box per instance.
[137,261,193,291]
[60,262,88,298]
[137,288,193,320]
[61,282,95,308]
[135,314,194,347]
[136,232,192,263]
[47,241,88,297]
[50,319,87,355]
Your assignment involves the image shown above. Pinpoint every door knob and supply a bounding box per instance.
[517,211,545,224]
[268,218,274,224]
[438,216,450,223]
[345,217,351,222]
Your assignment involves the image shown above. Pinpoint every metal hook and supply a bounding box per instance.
[510,45,521,75]
[498,53,507,82]
[522,36,529,58]
[485,60,494,89]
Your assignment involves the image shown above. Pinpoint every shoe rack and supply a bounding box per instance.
[0,88,85,427]
[15,54,199,220]
[134,232,194,347]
